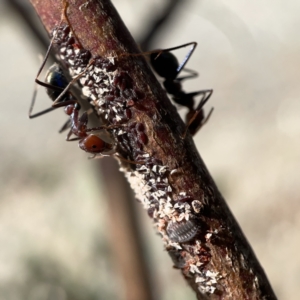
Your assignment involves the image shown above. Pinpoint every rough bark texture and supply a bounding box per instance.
[29,0,277,299]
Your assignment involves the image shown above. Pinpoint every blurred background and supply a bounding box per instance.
[0,0,300,299]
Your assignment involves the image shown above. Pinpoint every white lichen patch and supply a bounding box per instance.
[192,200,202,213]
[55,29,116,121]
[123,161,185,249]
[196,270,222,294]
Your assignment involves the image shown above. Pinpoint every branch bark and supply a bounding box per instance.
[28,0,277,299]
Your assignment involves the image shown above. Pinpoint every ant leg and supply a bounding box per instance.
[60,107,97,133]
[192,89,213,116]
[182,89,213,138]
[64,109,85,141]
[114,155,144,165]
[29,44,60,119]
[65,127,75,141]
[59,107,93,133]
[66,124,123,141]
[59,118,72,133]
[67,137,81,142]
[176,68,198,82]
[34,41,56,89]
[28,83,58,118]
[196,107,214,131]
[65,113,121,141]
[85,124,125,133]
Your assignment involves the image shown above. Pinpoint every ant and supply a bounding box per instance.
[29,62,73,132]
[29,59,140,161]
[28,21,130,161]
[29,59,118,158]
[145,42,213,138]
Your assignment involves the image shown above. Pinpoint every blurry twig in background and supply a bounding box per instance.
[139,0,184,50]
[7,0,50,54]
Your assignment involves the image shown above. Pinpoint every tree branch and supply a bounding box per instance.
[28,0,277,299]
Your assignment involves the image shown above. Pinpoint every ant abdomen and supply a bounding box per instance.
[45,64,69,101]
[79,134,113,153]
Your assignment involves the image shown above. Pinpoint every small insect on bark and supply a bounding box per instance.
[166,218,199,243]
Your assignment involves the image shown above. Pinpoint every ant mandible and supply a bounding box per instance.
[147,42,214,138]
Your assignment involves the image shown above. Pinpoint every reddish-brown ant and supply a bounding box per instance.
[63,102,127,160]
[29,60,119,158]
[145,42,214,137]
[28,14,130,161]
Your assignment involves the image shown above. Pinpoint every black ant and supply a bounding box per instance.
[146,42,213,137]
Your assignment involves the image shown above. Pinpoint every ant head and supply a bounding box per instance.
[79,134,113,153]
[150,52,179,80]
[64,102,81,116]
[45,63,69,101]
